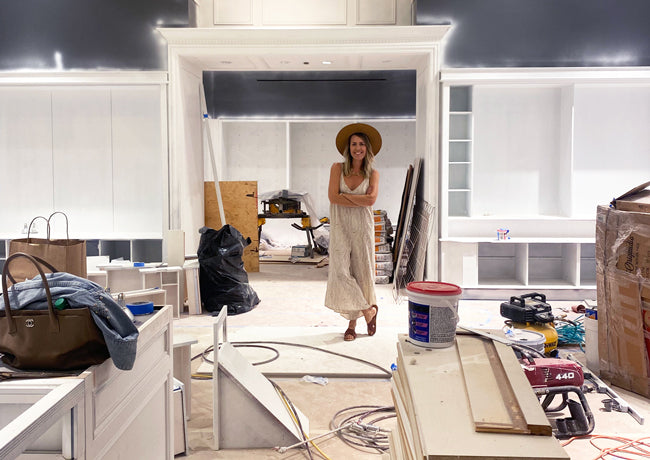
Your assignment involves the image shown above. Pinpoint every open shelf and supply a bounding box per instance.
[579,242,597,286]
[528,243,577,286]
[477,242,527,286]
[441,239,597,299]
[0,238,163,276]
[445,86,474,218]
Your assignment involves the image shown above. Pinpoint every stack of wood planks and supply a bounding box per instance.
[389,333,570,460]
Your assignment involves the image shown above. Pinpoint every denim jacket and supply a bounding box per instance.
[0,272,139,370]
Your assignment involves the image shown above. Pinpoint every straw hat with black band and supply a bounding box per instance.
[335,123,382,156]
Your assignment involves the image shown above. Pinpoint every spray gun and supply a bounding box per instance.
[566,354,644,425]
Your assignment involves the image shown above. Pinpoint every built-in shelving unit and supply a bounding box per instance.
[0,238,163,272]
[447,86,473,217]
[439,68,650,299]
[441,238,596,299]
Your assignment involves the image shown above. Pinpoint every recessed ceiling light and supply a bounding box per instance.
[322,60,332,65]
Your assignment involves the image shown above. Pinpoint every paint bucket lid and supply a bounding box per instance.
[407,281,462,296]
[504,328,545,352]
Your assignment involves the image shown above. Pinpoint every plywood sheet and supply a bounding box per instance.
[493,341,553,436]
[205,181,259,272]
[457,335,528,434]
[396,335,569,459]
[391,371,418,460]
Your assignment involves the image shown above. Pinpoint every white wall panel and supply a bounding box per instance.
[111,86,163,234]
[0,88,54,234]
[572,85,650,217]
[473,86,562,217]
[51,88,113,235]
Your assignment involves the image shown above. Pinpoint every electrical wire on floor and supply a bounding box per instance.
[555,315,586,351]
[189,340,394,457]
[330,405,396,453]
[561,434,650,459]
[269,379,316,460]
[190,340,392,379]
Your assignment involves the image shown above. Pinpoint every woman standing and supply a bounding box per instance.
[325,123,380,341]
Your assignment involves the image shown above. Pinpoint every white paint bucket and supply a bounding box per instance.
[407,281,462,348]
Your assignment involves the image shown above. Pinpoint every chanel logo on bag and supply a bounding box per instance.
[25,319,35,328]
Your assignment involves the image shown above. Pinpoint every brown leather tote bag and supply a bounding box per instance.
[0,253,109,371]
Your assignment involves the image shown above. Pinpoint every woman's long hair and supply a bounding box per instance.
[342,132,375,178]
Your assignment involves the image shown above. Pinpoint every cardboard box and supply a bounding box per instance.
[596,204,650,398]
[611,181,650,213]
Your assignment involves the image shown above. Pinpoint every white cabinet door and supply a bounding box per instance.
[262,0,347,25]
[52,87,113,235]
[111,86,164,234]
[0,88,54,233]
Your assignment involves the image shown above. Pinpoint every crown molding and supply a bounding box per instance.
[157,25,450,48]
[440,67,650,85]
[0,71,168,86]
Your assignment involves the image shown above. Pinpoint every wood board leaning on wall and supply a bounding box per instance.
[204,181,259,273]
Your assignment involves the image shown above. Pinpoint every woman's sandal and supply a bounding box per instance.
[344,328,357,341]
[367,305,378,336]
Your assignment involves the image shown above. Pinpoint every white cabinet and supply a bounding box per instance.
[439,68,650,298]
[52,88,114,232]
[0,88,55,227]
[202,0,412,27]
[81,306,174,459]
[0,76,167,239]
[0,306,174,459]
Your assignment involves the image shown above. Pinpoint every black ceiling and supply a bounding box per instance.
[2,1,650,71]
[0,0,187,70]
[417,0,650,67]
[202,70,417,118]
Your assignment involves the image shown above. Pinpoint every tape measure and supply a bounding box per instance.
[126,301,154,315]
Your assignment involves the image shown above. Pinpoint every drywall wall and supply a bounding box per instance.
[216,119,416,224]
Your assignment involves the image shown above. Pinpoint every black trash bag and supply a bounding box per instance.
[197,225,260,315]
